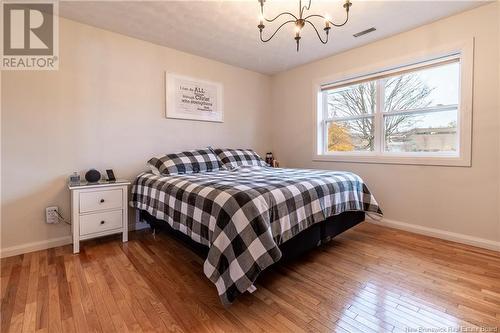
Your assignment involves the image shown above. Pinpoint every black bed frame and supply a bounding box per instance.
[138,210,365,261]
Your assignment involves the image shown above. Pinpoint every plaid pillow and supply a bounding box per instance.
[148,149,223,175]
[212,148,269,169]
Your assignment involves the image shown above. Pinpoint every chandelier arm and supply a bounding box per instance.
[263,11,298,22]
[305,20,328,44]
[304,13,350,27]
[300,0,312,18]
[260,20,296,43]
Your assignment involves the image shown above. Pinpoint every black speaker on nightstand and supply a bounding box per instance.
[85,169,101,183]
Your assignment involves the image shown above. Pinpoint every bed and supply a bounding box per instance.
[131,163,382,305]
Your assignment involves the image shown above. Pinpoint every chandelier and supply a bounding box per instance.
[257,0,352,52]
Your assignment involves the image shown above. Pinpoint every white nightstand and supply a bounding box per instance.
[68,180,131,253]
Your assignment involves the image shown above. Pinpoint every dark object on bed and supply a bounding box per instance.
[139,209,365,262]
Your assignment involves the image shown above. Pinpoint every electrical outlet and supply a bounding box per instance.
[45,206,59,224]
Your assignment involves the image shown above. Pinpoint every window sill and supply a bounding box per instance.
[313,153,471,167]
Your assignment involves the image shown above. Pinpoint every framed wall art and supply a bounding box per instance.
[165,73,224,122]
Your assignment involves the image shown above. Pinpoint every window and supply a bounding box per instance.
[315,47,473,166]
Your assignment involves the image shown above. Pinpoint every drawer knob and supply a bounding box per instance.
[100,220,105,225]
[100,199,105,203]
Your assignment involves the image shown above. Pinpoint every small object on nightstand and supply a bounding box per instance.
[68,179,131,253]
[106,169,116,182]
[265,152,274,166]
[85,169,101,183]
[69,172,80,186]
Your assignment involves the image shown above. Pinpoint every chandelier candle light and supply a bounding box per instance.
[258,0,352,51]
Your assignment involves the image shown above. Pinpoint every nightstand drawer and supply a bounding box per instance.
[80,189,122,213]
[80,210,123,236]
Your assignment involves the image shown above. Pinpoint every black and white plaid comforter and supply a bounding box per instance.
[131,166,382,305]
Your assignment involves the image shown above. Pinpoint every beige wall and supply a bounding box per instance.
[271,3,500,243]
[1,18,272,252]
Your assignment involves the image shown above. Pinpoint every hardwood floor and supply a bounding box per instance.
[2,222,500,333]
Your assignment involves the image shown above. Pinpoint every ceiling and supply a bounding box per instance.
[59,1,487,75]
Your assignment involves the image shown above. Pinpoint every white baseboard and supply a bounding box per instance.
[130,209,150,232]
[1,223,150,258]
[0,236,73,258]
[129,222,150,231]
[3,218,497,258]
[369,217,500,252]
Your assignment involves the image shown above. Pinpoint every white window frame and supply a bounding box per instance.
[313,39,473,167]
